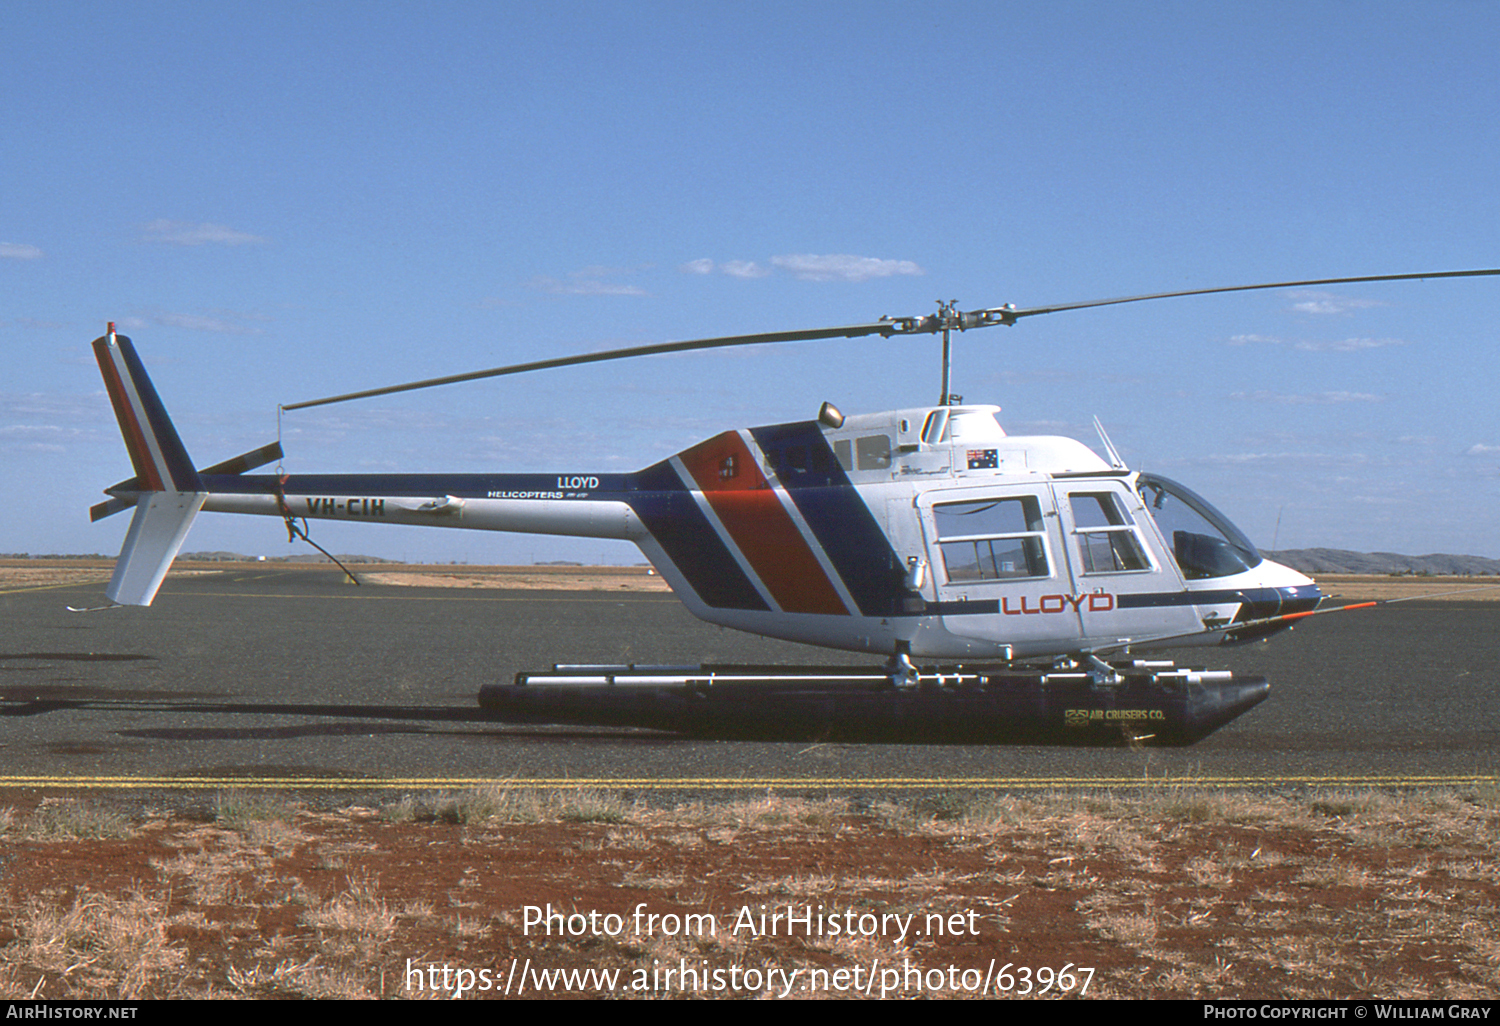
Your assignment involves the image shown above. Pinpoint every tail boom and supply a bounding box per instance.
[200,475,645,541]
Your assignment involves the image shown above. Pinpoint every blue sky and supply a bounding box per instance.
[5,1,1500,563]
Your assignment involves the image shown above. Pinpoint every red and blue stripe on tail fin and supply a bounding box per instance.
[93,325,207,605]
[94,326,202,494]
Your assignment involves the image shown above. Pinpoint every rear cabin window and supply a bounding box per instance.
[933,496,1049,581]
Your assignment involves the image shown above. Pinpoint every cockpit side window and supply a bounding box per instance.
[1069,492,1150,573]
[933,496,1050,581]
[1136,474,1262,580]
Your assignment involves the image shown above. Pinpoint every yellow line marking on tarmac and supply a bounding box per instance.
[0,775,1494,790]
[0,581,104,595]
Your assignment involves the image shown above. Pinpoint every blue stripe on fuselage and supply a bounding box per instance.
[749,422,906,617]
[623,460,769,611]
[1117,584,1322,619]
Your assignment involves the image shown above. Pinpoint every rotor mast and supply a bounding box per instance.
[936,299,959,406]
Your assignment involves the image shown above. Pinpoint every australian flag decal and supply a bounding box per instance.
[967,449,999,470]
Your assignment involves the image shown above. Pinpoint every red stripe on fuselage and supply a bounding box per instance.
[94,340,165,491]
[679,432,848,615]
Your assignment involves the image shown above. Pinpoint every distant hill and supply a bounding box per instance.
[1264,549,1500,576]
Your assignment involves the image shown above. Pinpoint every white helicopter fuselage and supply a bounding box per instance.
[197,402,1320,661]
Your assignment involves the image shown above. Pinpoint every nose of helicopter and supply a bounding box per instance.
[1216,556,1322,642]
[1255,556,1323,609]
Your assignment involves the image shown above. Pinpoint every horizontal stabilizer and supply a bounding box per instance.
[199,441,283,477]
[92,441,283,521]
[91,495,133,523]
[106,491,208,606]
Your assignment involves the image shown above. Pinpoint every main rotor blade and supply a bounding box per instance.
[283,321,895,410]
[284,266,1500,410]
[991,267,1500,322]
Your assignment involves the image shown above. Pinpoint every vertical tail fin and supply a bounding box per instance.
[93,326,207,605]
[93,326,202,493]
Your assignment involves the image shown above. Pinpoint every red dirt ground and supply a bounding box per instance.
[2,787,1497,1000]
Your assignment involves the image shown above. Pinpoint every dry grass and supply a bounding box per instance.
[22,797,134,840]
[7,891,188,999]
[383,784,631,825]
[1,785,1497,999]
[0,560,668,595]
[359,566,670,592]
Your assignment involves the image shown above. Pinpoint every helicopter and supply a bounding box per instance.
[88,268,1500,745]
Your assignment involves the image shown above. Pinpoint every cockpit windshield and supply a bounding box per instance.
[1136,474,1262,580]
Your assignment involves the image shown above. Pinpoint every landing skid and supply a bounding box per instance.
[476,659,1270,746]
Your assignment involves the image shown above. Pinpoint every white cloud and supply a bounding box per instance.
[524,275,647,296]
[1227,333,1405,352]
[769,253,924,282]
[1229,390,1386,404]
[1197,451,1371,466]
[1302,337,1404,352]
[142,220,268,246]
[1465,443,1500,456]
[678,257,773,279]
[1287,290,1388,315]
[152,311,265,334]
[0,423,84,453]
[720,260,771,279]
[0,242,43,260]
[679,253,924,282]
[576,263,652,278]
[0,392,108,454]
